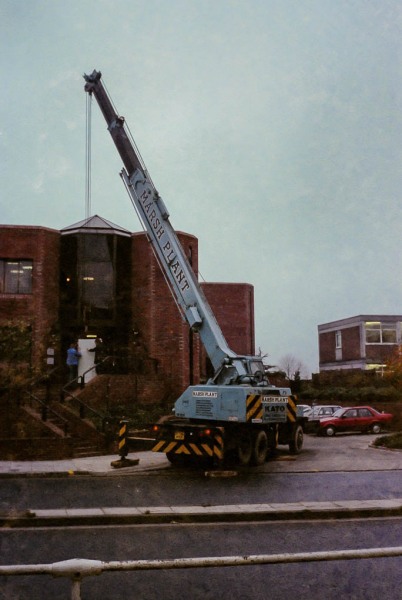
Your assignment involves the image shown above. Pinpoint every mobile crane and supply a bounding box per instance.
[84,70,304,467]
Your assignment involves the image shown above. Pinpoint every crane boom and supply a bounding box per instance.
[84,69,265,384]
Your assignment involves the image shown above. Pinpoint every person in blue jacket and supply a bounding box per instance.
[66,342,81,383]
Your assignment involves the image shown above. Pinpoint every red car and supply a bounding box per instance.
[318,406,393,437]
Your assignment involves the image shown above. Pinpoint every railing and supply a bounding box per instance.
[23,367,70,436]
[24,390,69,436]
[2,547,402,600]
[60,356,118,433]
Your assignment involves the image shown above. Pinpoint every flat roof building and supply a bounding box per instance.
[318,315,402,373]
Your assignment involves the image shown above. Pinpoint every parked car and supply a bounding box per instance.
[297,404,312,418]
[318,406,393,437]
[309,405,342,420]
[303,405,342,433]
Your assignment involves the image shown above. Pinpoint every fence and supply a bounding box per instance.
[1,546,402,600]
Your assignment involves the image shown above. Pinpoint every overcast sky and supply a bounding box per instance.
[1,0,401,376]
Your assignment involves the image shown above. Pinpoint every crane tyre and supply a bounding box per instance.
[289,424,304,454]
[237,431,253,466]
[166,451,187,466]
[166,452,196,467]
[167,452,212,468]
[251,430,268,466]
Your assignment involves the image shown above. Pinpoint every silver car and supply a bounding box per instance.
[309,405,342,420]
[305,405,342,433]
[297,404,313,418]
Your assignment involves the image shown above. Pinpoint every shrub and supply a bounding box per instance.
[372,432,402,449]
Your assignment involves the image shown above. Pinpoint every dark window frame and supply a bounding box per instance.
[0,259,33,294]
[365,321,397,345]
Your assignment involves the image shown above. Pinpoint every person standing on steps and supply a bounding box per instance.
[66,342,81,384]
[88,337,105,373]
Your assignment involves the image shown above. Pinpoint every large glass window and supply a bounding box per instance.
[365,321,397,344]
[78,235,115,320]
[60,231,132,332]
[0,259,33,294]
[382,325,397,343]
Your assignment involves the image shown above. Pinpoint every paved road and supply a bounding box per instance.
[2,518,402,599]
[0,431,400,477]
[0,433,401,519]
[2,468,402,512]
[1,435,402,598]
[269,432,402,472]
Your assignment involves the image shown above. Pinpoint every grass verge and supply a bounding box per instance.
[372,432,402,449]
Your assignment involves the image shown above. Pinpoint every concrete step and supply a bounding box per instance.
[24,406,104,457]
[72,441,104,458]
[22,405,67,437]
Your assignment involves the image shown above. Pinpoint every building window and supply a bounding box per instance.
[78,235,115,320]
[0,259,33,294]
[382,325,397,344]
[335,331,342,348]
[365,321,397,344]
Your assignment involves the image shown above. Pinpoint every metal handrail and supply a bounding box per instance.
[26,365,62,388]
[62,376,103,417]
[61,356,117,431]
[23,391,69,436]
[23,369,70,436]
[1,547,402,600]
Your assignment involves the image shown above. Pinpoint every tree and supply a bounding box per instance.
[384,346,402,386]
[278,354,308,381]
[0,320,33,392]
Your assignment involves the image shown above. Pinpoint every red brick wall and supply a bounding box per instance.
[319,331,336,363]
[131,234,255,398]
[200,282,255,382]
[131,231,201,398]
[0,226,60,370]
[366,344,396,362]
[341,326,361,360]
[320,326,362,364]
[202,282,255,355]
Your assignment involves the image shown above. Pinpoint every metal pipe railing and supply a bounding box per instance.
[1,547,402,600]
[24,391,70,436]
[61,356,117,430]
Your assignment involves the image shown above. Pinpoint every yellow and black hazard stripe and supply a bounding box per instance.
[246,394,263,422]
[152,429,224,461]
[286,395,298,423]
[118,420,129,457]
[152,440,213,457]
[213,427,224,461]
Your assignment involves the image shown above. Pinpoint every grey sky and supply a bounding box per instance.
[1,0,401,375]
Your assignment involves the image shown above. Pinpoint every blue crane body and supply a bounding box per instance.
[84,70,304,466]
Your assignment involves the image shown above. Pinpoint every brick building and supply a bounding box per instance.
[318,315,402,372]
[0,225,60,369]
[0,216,255,404]
[200,282,255,381]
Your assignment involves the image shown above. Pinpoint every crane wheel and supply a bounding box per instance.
[289,424,304,454]
[166,451,189,466]
[250,430,268,466]
[237,432,253,465]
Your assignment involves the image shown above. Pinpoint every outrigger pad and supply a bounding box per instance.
[111,457,140,469]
